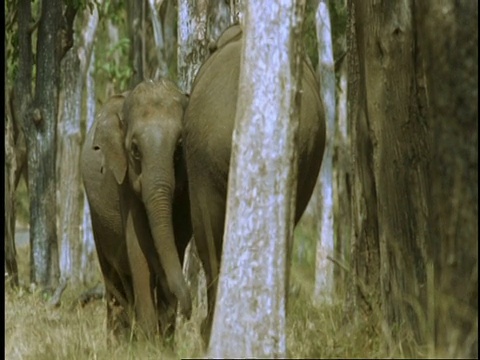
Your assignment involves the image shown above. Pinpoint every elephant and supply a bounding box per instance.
[182,24,326,345]
[80,79,192,341]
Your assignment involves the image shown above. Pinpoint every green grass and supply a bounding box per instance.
[6,225,415,359]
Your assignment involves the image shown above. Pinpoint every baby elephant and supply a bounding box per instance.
[81,79,192,341]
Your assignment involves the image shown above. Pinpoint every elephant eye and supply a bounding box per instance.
[131,141,141,160]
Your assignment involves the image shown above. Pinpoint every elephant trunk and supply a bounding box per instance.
[143,167,192,319]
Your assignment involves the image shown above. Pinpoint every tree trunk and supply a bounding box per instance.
[208,1,306,357]
[57,3,100,285]
[207,0,232,45]
[176,0,211,335]
[312,0,335,305]
[5,91,19,287]
[147,0,168,78]
[416,1,478,357]
[128,0,146,87]
[19,0,68,288]
[177,0,210,94]
[229,0,243,25]
[348,0,431,353]
[80,45,99,286]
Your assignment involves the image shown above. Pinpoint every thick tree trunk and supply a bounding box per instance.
[20,0,66,288]
[208,1,306,357]
[207,0,231,45]
[348,1,431,353]
[416,2,478,357]
[57,4,100,285]
[345,0,381,328]
[312,0,335,305]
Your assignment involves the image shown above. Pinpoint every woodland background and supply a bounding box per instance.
[5,0,478,359]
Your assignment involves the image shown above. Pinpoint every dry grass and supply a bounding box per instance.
[6,230,427,359]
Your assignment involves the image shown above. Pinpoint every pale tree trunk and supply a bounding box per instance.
[312,0,335,305]
[176,0,211,334]
[177,0,210,94]
[416,1,478,357]
[207,0,232,45]
[162,0,177,68]
[57,4,100,287]
[147,0,168,78]
[80,46,99,286]
[348,0,431,354]
[208,1,306,357]
[105,19,120,97]
[229,0,243,25]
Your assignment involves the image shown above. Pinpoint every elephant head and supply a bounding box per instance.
[96,80,191,320]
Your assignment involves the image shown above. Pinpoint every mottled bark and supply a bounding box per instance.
[416,1,478,357]
[229,0,243,24]
[312,0,335,305]
[207,0,232,45]
[177,0,210,94]
[208,1,306,357]
[14,0,69,288]
[176,0,211,334]
[57,4,100,285]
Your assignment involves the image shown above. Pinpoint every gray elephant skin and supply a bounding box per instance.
[183,24,326,344]
[80,79,192,340]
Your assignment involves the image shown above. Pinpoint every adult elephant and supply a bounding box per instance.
[183,24,326,344]
[81,79,192,340]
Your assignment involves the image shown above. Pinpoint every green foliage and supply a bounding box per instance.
[96,37,132,93]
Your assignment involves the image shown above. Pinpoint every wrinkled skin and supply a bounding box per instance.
[183,24,326,345]
[80,79,192,341]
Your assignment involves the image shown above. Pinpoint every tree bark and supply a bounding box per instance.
[177,0,210,94]
[207,0,232,45]
[57,3,100,285]
[15,0,68,288]
[416,1,478,357]
[312,0,335,305]
[147,0,168,78]
[128,0,146,87]
[208,1,306,357]
[176,0,211,336]
[347,0,431,353]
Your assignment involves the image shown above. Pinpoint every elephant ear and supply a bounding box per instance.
[92,111,128,185]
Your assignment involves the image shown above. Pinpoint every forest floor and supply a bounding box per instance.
[6,224,413,359]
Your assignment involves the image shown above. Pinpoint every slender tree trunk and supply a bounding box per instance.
[162,0,177,68]
[147,0,168,78]
[229,0,243,25]
[128,0,146,87]
[416,2,478,357]
[5,91,19,287]
[332,58,349,298]
[312,0,335,305]
[208,1,306,357]
[57,4,100,285]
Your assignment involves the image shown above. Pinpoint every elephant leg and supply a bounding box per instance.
[125,202,158,339]
[95,250,131,341]
[189,180,226,346]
